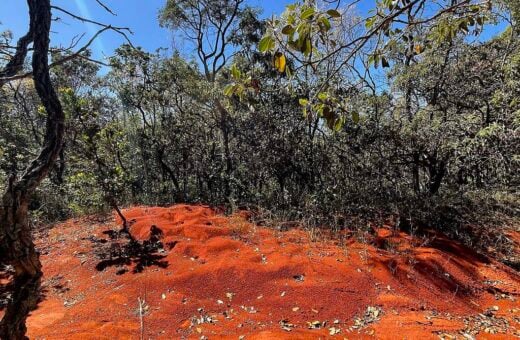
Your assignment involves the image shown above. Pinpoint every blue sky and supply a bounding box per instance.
[0,0,293,61]
[0,0,508,64]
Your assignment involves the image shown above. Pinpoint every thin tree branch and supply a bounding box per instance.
[95,0,117,16]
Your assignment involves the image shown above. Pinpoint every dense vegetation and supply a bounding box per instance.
[0,0,519,337]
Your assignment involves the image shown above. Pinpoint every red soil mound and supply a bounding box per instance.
[18,205,519,339]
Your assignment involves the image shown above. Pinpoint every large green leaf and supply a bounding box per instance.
[259,36,274,53]
[301,8,315,20]
[326,9,341,18]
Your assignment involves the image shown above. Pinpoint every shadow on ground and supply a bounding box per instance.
[89,225,169,275]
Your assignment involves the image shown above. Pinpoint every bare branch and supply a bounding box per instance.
[95,0,117,16]
[1,26,113,83]
[50,5,134,45]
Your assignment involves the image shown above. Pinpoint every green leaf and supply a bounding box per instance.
[352,111,360,123]
[231,64,241,79]
[368,54,378,67]
[333,117,344,132]
[282,25,295,35]
[259,35,274,53]
[285,65,292,77]
[326,9,341,18]
[303,37,312,55]
[318,92,328,101]
[223,84,235,96]
[372,53,380,68]
[365,17,376,29]
[299,98,309,106]
[287,14,296,25]
[320,17,331,31]
[301,8,315,20]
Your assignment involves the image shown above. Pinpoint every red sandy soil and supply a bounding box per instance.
[15,205,520,339]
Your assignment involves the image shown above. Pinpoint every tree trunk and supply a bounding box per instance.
[155,144,182,201]
[412,152,421,195]
[427,158,447,196]
[0,0,65,338]
[215,99,233,201]
[0,197,42,340]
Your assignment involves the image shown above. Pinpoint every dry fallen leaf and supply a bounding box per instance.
[280,319,295,332]
[307,320,322,329]
[329,326,341,335]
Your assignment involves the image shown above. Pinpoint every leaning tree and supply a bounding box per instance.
[0,1,64,337]
[0,0,130,338]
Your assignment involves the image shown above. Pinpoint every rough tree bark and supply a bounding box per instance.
[0,0,65,338]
